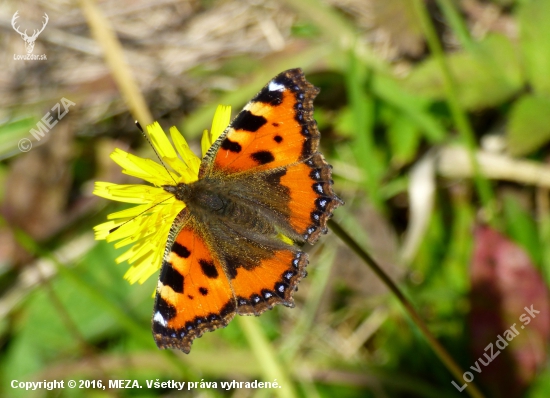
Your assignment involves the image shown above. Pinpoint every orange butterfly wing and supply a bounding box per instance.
[231,249,308,315]
[153,68,342,352]
[279,153,339,242]
[152,210,235,353]
[201,69,320,177]
[204,68,342,315]
[204,68,342,242]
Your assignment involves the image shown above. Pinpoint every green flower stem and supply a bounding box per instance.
[412,0,496,223]
[436,0,474,51]
[237,316,298,398]
[328,220,486,398]
[346,50,384,211]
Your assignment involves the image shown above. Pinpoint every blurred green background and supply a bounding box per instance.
[1,0,550,397]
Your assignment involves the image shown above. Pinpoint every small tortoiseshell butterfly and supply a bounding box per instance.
[152,68,342,352]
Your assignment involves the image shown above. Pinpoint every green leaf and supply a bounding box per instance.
[403,34,523,110]
[381,106,421,166]
[345,51,384,209]
[527,367,550,398]
[333,106,354,138]
[0,117,38,159]
[503,193,542,265]
[507,94,550,156]
[372,73,446,142]
[518,0,550,95]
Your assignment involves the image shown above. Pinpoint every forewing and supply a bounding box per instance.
[201,68,319,177]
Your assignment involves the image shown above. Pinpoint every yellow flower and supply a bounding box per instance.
[93,105,232,284]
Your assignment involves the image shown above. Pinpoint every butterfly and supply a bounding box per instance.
[152,68,343,353]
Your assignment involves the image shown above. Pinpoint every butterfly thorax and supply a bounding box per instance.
[163,179,277,236]
[164,182,224,212]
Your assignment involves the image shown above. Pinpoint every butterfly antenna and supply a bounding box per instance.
[109,195,173,234]
[135,121,178,185]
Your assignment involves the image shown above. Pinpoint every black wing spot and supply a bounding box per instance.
[253,87,283,106]
[226,256,239,279]
[272,122,280,127]
[155,296,177,320]
[159,261,185,293]
[275,282,287,298]
[309,168,322,181]
[313,182,324,194]
[172,242,190,258]
[301,137,315,158]
[315,197,331,210]
[237,297,250,307]
[274,135,283,143]
[251,150,275,165]
[199,259,219,278]
[152,322,176,336]
[199,287,208,296]
[221,138,242,153]
[262,289,274,300]
[263,168,287,186]
[233,110,267,132]
[311,211,323,225]
[208,314,219,322]
[185,321,196,331]
[187,295,194,300]
[220,301,236,317]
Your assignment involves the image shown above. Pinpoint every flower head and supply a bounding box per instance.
[94,105,231,284]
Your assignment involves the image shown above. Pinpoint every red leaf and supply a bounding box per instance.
[469,226,549,397]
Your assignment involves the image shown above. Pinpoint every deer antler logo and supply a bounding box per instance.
[11,11,49,54]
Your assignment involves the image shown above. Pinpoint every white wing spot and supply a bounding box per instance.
[154,311,167,327]
[268,81,285,92]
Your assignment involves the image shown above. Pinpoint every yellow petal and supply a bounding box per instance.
[170,126,201,178]
[93,182,168,204]
[105,200,174,220]
[201,105,232,157]
[110,149,175,186]
[201,129,212,158]
[93,220,121,240]
[146,121,177,159]
[210,105,231,141]
[146,123,197,181]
